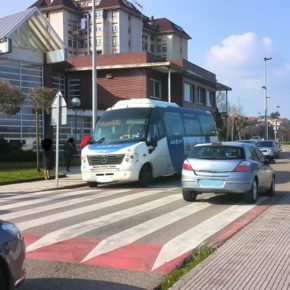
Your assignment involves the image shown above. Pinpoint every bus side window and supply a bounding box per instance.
[164,112,185,136]
[184,117,202,136]
[198,112,216,136]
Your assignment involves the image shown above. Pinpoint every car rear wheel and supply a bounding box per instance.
[265,176,275,196]
[244,179,258,203]
[182,189,198,202]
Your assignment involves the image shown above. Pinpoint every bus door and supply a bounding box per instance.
[164,111,186,173]
[146,118,169,177]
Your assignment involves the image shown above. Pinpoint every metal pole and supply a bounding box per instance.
[92,0,97,131]
[264,57,272,140]
[55,92,60,187]
[74,108,77,140]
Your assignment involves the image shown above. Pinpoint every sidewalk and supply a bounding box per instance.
[0,166,86,192]
[171,193,290,290]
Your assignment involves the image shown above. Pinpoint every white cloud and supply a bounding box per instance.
[203,32,290,117]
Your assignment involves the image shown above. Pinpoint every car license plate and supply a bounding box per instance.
[199,179,224,188]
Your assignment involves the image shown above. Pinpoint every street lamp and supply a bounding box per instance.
[70,97,81,140]
[275,105,280,141]
[263,57,272,140]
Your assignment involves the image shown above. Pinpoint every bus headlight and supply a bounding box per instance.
[81,156,88,164]
[125,153,139,163]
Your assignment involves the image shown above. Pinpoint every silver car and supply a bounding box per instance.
[181,142,275,203]
[255,140,280,159]
[0,220,26,290]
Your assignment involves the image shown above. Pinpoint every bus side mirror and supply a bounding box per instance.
[146,136,157,147]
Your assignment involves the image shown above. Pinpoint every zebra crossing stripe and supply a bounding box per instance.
[18,189,176,231]
[26,193,180,253]
[0,189,92,211]
[152,197,267,270]
[81,202,212,262]
[0,189,131,220]
[0,187,82,199]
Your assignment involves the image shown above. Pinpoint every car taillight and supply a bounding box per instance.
[234,161,250,172]
[183,160,193,171]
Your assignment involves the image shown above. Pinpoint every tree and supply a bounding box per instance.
[227,104,248,140]
[0,80,22,115]
[27,87,55,171]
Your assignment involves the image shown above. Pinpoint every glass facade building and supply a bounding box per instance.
[0,59,43,148]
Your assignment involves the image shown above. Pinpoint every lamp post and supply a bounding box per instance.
[263,57,272,140]
[275,105,280,141]
[70,97,81,140]
[92,0,97,131]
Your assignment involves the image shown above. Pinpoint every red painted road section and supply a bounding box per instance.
[23,198,275,274]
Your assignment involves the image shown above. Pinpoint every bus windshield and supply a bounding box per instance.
[91,108,152,144]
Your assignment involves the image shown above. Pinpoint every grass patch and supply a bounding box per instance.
[0,158,80,184]
[0,168,44,183]
[156,246,215,290]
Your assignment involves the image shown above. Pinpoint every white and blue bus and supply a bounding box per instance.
[81,98,217,186]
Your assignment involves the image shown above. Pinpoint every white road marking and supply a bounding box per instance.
[152,197,267,270]
[0,188,81,199]
[18,189,176,231]
[0,189,130,220]
[26,193,180,252]
[0,189,92,211]
[82,202,211,262]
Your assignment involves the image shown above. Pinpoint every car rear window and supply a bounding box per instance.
[191,145,245,160]
[256,141,274,147]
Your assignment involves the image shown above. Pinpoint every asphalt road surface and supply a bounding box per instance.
[2,150,289,290]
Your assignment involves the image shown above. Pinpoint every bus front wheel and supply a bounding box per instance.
[139,164,152,187]
[87,182,98,187]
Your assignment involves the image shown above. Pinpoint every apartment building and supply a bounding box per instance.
[33,0,190,60]
[0,0,231,147]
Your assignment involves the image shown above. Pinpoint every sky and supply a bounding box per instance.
[1,0,290,118]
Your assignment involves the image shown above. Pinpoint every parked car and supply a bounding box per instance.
[181,142,275,203]
[255,140,280,159]
[0,220,25,290]
[250,136,261,140]
[236,139,257,146]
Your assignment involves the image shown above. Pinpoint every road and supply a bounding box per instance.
[2,150,290,290]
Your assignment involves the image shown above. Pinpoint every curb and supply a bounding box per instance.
[0,174,67,186]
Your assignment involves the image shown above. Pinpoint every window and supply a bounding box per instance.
[149,79,161,99]
[183,114,202,136]
[112,23,118,32]
[198,112,216,136]
[113,36,118,45]
[156,45,161,53]
[197,87,206,104]
[112,10,118,18]
[208,91,215,106]
[183,83,195,102]
[96,37,102,44]
[96,23,102,31]
[164,112,185,136]
[96,11,103,19]
[68,78,80,102]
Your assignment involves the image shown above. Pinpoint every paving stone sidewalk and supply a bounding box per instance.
[171,193,290,290]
